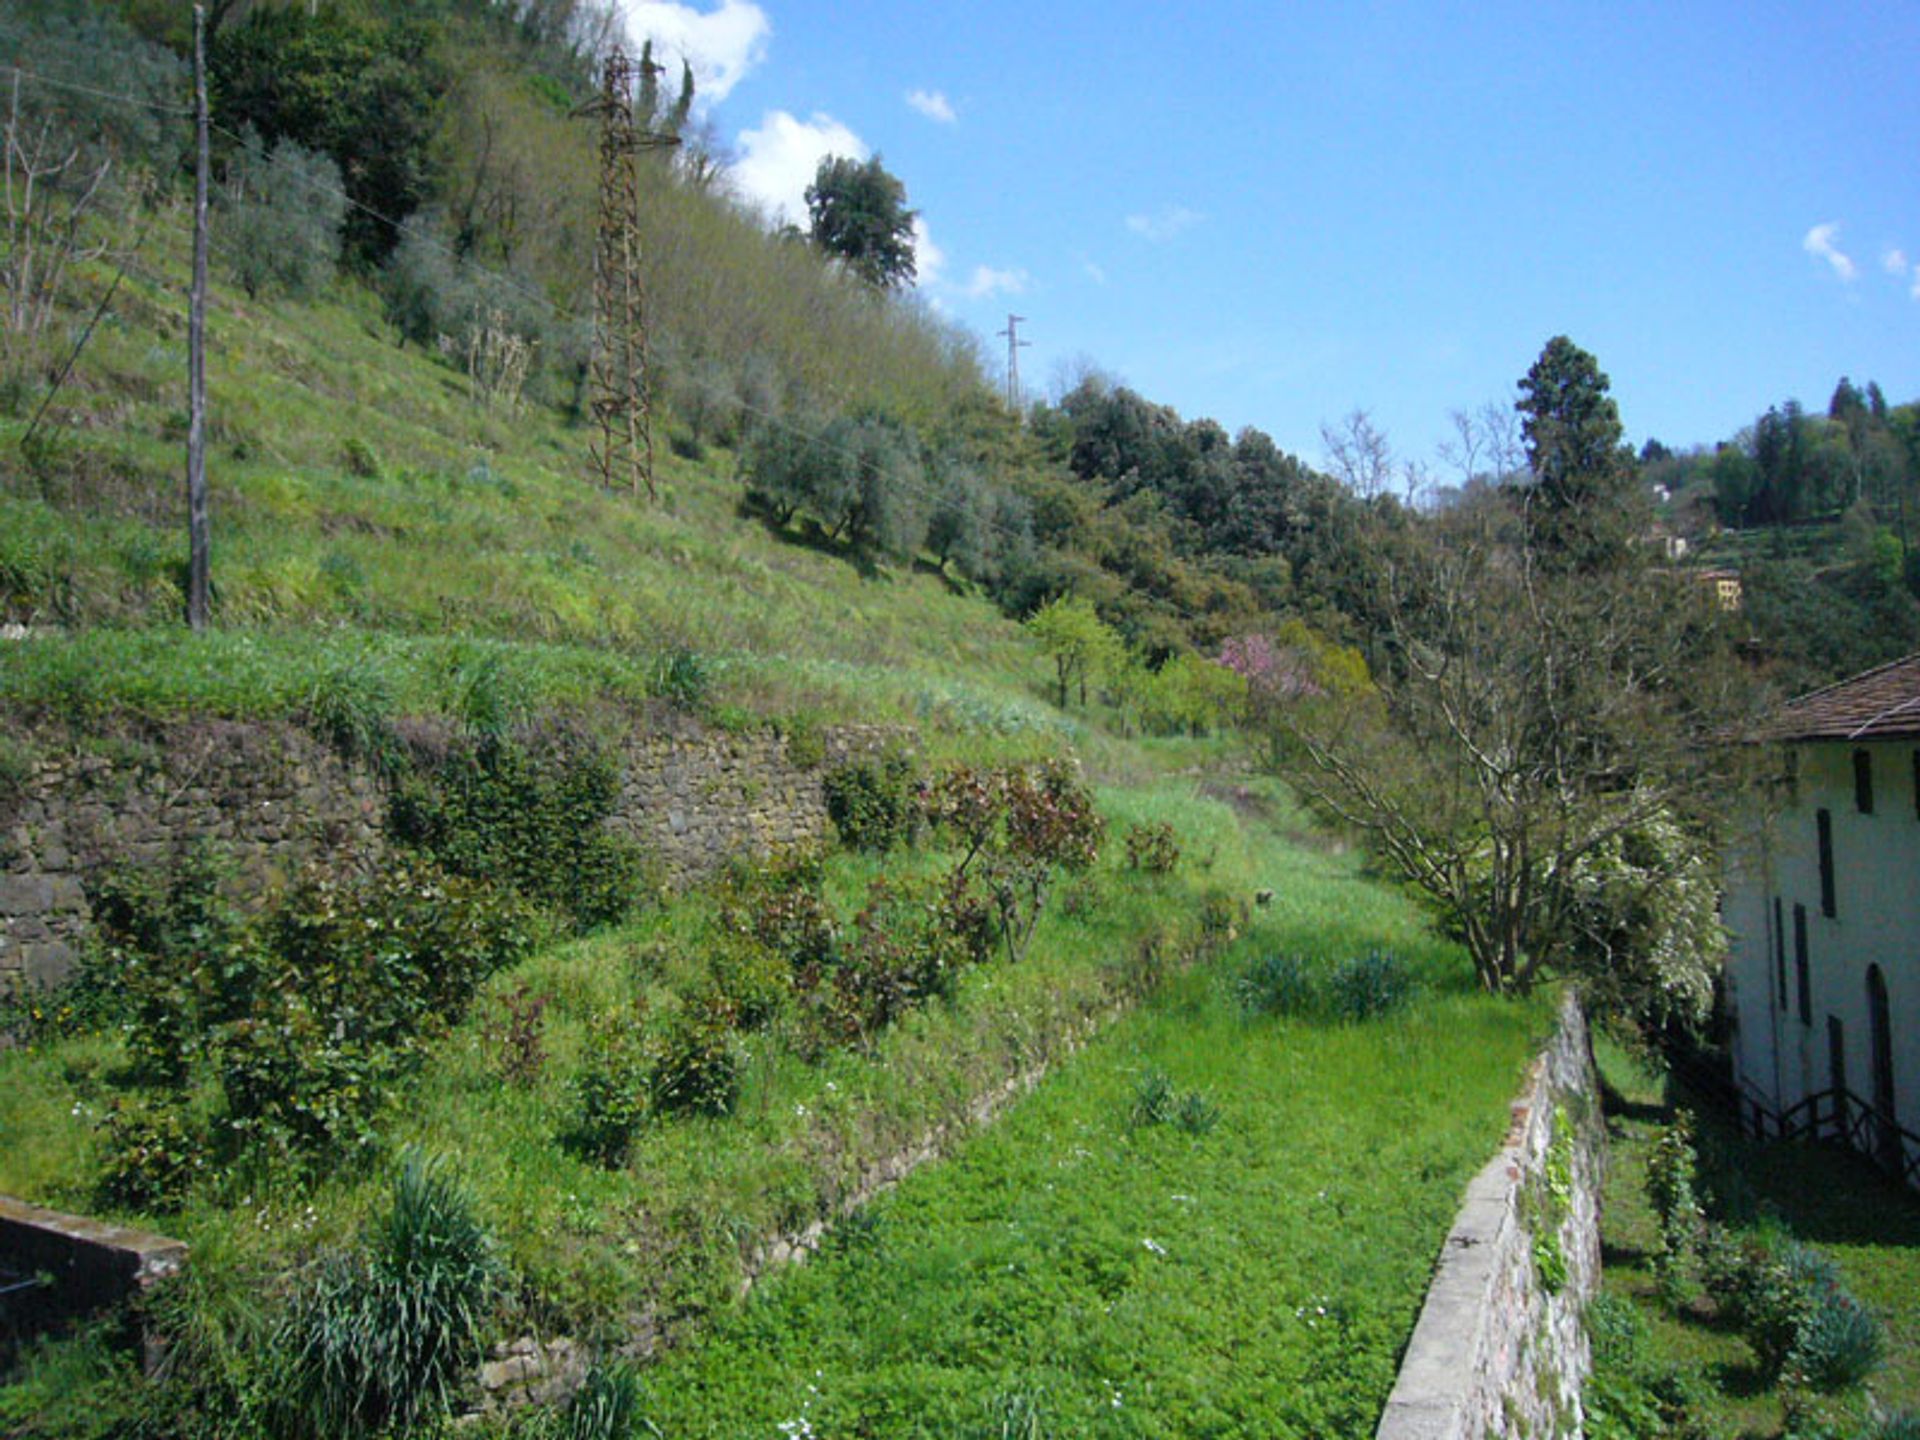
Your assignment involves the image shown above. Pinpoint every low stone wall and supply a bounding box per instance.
[0,1194,186,1353]
[1375,992,1605,1440]
[1,721,386,993]
[1,716,903,995]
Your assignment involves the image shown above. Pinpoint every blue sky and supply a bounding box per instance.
[625,1,1920,473]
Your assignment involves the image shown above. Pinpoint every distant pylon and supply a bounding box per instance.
[998,313,1030,412]
[585,48,647,497]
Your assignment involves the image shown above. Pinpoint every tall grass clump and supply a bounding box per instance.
[275,1152,501,1438]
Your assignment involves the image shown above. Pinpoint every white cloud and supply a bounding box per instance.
[623,2,770,104]
[1125,206,1204,243]
[1082,259,1108,286]
[1803,222,1858,282]
[964,265,1030,300]
[730,110,867,226]
[906,89,957,124]
[1883,247,1909,276]
[912,216,946,287]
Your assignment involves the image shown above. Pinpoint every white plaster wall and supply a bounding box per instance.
[1725,740,1920,1176]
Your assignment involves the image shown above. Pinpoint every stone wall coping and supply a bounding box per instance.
[1374,992,1598,1440]
[0,1194,189,1287]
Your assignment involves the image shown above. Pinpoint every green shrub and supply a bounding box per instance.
[557,1359,654,1440]
[1234,951,1317,1018]
[705,933,791,1032]
[276,1152,501,1438]
[1647,1113,1705,1298]
[781,713,827,770]
[647,994,743,1118]
[1789,1285,1884,1392]
[807,875,965,1048]
[1197,887,1240,940]
[483,982,548,1089]
[1325,950,1414,1021]
[340,436,381,479]
[922,760,1102,964]
[717,854,836,975]
[1585,1293,1647,1371]
[1871,1410,1920,1440]
[388,730,653,932]
[220,130,346,300]
[823,750,919,852]
[96,1095,207,1211]
[1122,821,1180,874]
[566,1008,652,1166]
[193,861,535,1165]
[1174,1090,1222,1136]
[1129,1067,1176,1127]
[87,846,246,1085]
[650,646,711,711]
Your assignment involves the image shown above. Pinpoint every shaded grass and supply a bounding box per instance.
[1591,1038,1920,1438]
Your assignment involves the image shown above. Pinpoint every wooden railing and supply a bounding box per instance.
[1731,1078,1920,1192]
[1656,1042,1919,1192]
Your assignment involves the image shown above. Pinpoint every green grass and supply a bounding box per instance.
[632,946,1551,1438]
[1590,1038,1920,1438]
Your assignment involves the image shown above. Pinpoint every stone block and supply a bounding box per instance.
[0,1195,187,1343]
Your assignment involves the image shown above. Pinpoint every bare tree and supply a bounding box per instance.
[1254,497,1755,1002]
[3,71,119,337]
[1320,408,1394,500]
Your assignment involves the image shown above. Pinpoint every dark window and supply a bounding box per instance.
[1854,749,1874,814]
[1774,897,1787,1010]
[1817,809,1835,917]
[1794,902,1811,1026]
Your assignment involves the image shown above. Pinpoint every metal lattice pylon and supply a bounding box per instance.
[585,47,652,498]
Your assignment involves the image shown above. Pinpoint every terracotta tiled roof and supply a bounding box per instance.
[1759,653,1920,741]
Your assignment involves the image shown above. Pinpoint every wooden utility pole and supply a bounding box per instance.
[998,313,1030,413]
[185,5,210,629]
[578,46,679,500]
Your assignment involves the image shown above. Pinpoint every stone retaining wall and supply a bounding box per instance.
[1374,992,1605,1440]
[1,716,902,995]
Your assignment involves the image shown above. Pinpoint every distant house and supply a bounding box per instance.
[1723,654,1920,1190]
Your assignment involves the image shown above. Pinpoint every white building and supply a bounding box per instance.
[1724,653,1919,1190]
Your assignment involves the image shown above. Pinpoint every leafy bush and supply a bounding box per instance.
[922,760,1102,964]
[647,994,743,1118]
[823,750,920,852]
[1789,1286,1884,1391]
[1325,950,1414,1022]
[484,982,549,1089]
[718,854,837,976]
[215,863,537,1162]
[388,729,653,932]
[811,875,967,1047]
[275,1152,501,1438]
[1234,951,1318,1019]
[1197,888,1241,941]
[650,646,711,711]
[219,130,347,300]
[566,1008,652,1166]
[1871,1411,1920,1440]
[1123,821,1181,874]
[96,1095,207,1211]
[1647,1113,1705,1298]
